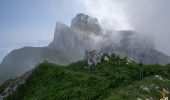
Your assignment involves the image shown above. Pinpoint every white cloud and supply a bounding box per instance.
[77,0,133,30]
[75,0,170,56]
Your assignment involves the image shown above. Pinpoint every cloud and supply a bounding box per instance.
[76,0,170,56]
[77,0,133,30]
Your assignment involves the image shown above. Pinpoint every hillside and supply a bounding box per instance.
[0,47,73,84]
[1,52,170,100]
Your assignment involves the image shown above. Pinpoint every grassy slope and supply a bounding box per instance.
[3,54,170,100]
[107,75,170,100]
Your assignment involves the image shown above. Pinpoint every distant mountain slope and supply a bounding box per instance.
[115,30,170,65]
[0,13,170,84]
[1,53,170,100]
[0,47,72,84]
[102,30,170,65]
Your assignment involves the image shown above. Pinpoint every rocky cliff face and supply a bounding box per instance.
[48,15,103,62]
[0,13,170,84]
[48,22,86,61]
[71,13,102,35]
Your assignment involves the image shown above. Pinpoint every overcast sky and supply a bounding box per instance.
[0,0,170,62]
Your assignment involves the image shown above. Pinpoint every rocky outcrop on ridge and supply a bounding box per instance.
[85,50,103,67]
[0,69,33,100]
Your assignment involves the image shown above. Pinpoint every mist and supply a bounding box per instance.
[76,0,170,56]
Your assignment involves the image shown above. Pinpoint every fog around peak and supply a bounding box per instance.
[76,0,170,56]
[0,0,170,63]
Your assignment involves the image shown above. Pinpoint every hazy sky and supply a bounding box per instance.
[0,0,86,62]
[0,0,170,62]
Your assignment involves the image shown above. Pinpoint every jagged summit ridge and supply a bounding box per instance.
[71,13,100,27]
[71,13,102,34]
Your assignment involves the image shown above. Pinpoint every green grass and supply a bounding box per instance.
[106,75,170,100]
[2,54,170,100]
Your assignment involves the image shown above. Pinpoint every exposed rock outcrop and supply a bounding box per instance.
[71,13,102,35]
[104,56,109,61]
[0,69,33,99]
[85,50,102,67]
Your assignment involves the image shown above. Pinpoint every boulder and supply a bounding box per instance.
[104,56,109,61]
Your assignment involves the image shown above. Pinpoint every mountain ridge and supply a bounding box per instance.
[0,13,170,84]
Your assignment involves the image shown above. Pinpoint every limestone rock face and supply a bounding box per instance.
[85,50,102,67]
[71,13,102,35]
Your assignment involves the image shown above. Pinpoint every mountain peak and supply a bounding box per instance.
[71,13,99,26]
[71,13,102,34]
